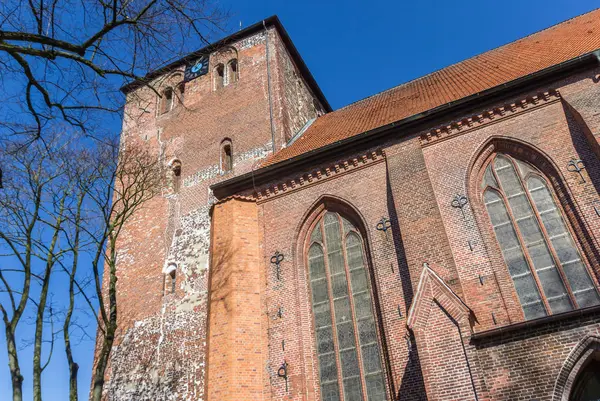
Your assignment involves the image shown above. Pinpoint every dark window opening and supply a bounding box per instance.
[221,142,233,172]
[571,356,600,401]
[160,88,173,114]
[215,64,225,90]
[177,83,185,106]
[228,59,238,84]
[169,270,176,294]
[172,160,182,193]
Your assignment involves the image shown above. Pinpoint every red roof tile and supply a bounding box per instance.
[263,9,600,167]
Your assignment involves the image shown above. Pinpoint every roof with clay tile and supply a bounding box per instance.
[262,9,600,167]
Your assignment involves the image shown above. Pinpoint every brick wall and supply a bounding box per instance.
[207,197,266,400]
[218,66,600,400]
[96,24,323,400]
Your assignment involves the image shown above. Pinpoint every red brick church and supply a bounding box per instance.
[98,9,600,401]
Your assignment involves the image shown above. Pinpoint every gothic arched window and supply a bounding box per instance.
[307,212,387,401]
[571,356,600,401]
[481,154,599,320]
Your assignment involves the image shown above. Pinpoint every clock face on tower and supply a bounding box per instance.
[184,55,209,82]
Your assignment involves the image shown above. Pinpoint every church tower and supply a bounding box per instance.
[99,16,329,400]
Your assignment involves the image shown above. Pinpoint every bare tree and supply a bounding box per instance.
[0,134,161,400]
[0,0,229,140]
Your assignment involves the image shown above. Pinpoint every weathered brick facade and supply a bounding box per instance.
[97,11,600,401]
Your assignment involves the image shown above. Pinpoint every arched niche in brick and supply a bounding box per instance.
[467,136,600,323]
[552,335,600,401]
[291,194,395,400]
[211,45,238,88]
[157,71,184,114]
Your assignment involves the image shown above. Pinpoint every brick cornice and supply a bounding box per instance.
[419,89,562,147]
[254,149,386,203]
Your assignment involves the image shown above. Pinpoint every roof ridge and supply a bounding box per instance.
[333,8,600,113]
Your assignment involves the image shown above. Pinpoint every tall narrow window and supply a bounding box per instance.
[177,82,185,106]
[160,87,173,114]
[214,64,224,90]
[165,263,177,295]
[482,154,599,320]
[171,160,182,193]
[221,140,233,172]
[307,212,387,401]
[227,59,238,84]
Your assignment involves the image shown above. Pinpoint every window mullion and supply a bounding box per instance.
[339,215,368,401]
[321,219,346,401]
[518,168,579,308]
[490,157,552,315]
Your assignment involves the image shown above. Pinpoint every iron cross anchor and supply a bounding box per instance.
[567,159,586,183]
[376,216,392,241]
[270,251,284,281]
[451,194,468,220]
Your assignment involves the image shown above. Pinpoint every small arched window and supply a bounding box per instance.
[165,263,177,295]
[227,59,238,84]
[307,212,388,401]
[481,154,599,320]
[160,87,174,114]
[214,64,225,90]
[177,83,185,106]
[571,356,600,400]
[221,140,233,172]
[171,160,182,193]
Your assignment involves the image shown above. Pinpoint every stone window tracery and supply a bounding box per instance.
[307,211,387,401]
[481,153,599,320]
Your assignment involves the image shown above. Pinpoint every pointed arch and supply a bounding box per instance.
[468,137,600,321]
[293,195,392,401]
[553,335,600,401]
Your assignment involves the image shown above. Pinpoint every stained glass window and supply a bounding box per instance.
[482,154,599,320]
[308,212,387,401]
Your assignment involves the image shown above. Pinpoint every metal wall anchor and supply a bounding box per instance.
[451,194,468,219]
[270,251,284,281]
[277,361,289,392]
[567,159,586,183]
[376,216,392,241]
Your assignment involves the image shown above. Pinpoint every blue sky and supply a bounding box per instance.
[1,1,598,400]
[221,0,599,110]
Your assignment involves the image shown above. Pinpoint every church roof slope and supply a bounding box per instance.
[262,8,600,167]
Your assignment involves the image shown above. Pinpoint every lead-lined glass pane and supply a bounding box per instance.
[484,189,546,319]
[322,382,341,401]
[494,158,572,314]
[366,374,387,401]
[337,321,356,350]
[311,223,323,243]
[482,163,498,189]
[343,377,363,401]
[320,353,339,383]
[527,176,600,308]
[310,244,326,279]
[341,349,360,377]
